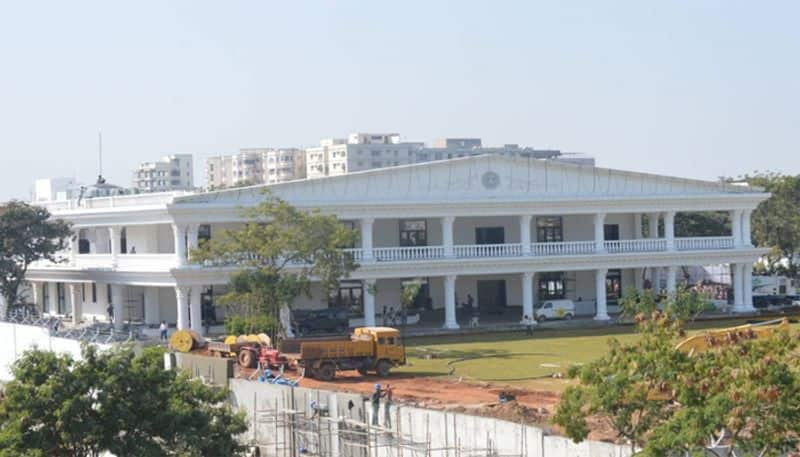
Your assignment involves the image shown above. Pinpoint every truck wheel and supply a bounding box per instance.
[375,359,392,377]
[565,313,573,320]
[317,362,336,381]
[238,349,256,369]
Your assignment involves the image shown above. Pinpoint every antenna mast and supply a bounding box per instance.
[98,130,103,178]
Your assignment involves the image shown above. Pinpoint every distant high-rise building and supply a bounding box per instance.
[33,177,82,202]
[305,133,424,179]
[205,148,306,189]
[133,154,194,192]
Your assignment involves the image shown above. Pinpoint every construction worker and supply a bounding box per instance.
[371,384,382,426]
[383,384,393,428]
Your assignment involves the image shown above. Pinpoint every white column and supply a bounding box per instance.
[189,286,203,334]
[443,275,459,329]
[108,226,119,267]
[664,211,676,251]
[743,265,755,311]
[363,279,376,327]
[594,213,606,253]
[731,210,743,248]
[634,268,644,293]
[175,286,190,330]
[186,224,200,261]
[648,213,660,239]
[31,281,39,309]
[732,263,744,312]
[110,284,125,330]
[520,215,532,255]
[69,284,81,325]
[594,269,609,320]
[442,216,455,257]
[633,214,643,239]
[741,210,752,247]
[666,266,677,295]
[521,272,535,321]
[144,287,160,325]
[361,218,374,261]
[69,229,79,266]
[172,224,187,267]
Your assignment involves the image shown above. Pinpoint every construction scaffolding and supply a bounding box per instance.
[249,395,527,457]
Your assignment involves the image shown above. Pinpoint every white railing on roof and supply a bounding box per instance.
[41,191,195,213]
[374,246,444,262]
[454,243,522,258]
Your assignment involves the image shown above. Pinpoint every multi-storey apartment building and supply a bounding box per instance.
[206,148,306,188]
[25,155,766,336]
[418,138,595,166]
[305,133,424,179]
[132,154,194,192]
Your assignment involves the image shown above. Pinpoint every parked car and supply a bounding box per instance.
[292,308,350,336]
[534,299,576,322]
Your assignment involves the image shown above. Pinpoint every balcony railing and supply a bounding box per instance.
[58,236,738,271]
[675,236,734,251]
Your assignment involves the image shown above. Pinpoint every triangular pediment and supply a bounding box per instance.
[175,155,758,206]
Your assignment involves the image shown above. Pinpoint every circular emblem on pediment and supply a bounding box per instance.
[481,171,500,190]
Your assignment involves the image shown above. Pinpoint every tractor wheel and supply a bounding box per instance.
[357,366,370,376]
[375,359,392,377]
[316,362,336,381]
[565,313,574,320]
[238,349,256,369]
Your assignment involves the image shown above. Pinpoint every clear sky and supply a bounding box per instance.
[1,1,798,200]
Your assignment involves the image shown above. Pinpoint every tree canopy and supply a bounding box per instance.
[192,192,358,335]
[0,345,248,457]
[0,201,71,314]
[745,172,800,276]
[553,289,800,455]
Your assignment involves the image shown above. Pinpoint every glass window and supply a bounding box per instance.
[538,272,566,300]
[107,284,112,305]
[56,283,66,314]
[329,281,363,314]
[536,216,563,242]
[42,284,50,312]
[606,269,622,302]
[387,337,395,345]
[198,224,211,243]
[378,337,386,344]
[92,283,97,303]
[399,220,427,247]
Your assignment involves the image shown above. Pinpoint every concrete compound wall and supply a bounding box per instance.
[0,322,112,382]
[228,379,632,457]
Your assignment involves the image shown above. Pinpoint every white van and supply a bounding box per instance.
[534,299,576,322]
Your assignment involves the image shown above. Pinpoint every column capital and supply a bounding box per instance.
[522,271,535,280]
[519,214,533,223]
[360,217,375,225]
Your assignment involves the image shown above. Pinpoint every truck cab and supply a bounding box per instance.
[353,327,406,366]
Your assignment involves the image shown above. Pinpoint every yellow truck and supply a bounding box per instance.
[280,327,405,381]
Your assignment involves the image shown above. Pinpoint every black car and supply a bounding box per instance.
[292,308,350,336]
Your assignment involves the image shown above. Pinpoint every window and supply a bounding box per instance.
[378,337,386,344]
[538,272,566,300]
[82,283,86,302]
[537,216,563,242]
[606,269,622,303]
[56,283,66,314]
[120,227,127,254]
[92,283,97,303]
[387,337,395,345]
[399,220,427,246]
[475,227,505,244]
[329,281,363,314]
[198,224,211,243]
[107,284,112,305]
[604,224,620,241]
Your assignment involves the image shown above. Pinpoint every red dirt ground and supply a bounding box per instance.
[285,370,617,443]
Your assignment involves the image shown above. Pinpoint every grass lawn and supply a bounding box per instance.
[397,317,796,392]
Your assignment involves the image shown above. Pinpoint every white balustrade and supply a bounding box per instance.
[675,236,734,251]
[75,254,114,269]
[604,239,667,253]
[374,246,445,262]
[453,243,522,258]
[116,254,179,270]
[531,241,596,256]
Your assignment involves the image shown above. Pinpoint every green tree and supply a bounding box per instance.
[745,172,800,276]
[674,211,730,237]
[192,192,358,336]
[0,345,247,456]
[0,201,71,315]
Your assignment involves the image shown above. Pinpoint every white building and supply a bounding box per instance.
[26,155,767,335]
[33,177,82,202]
[206,148,306,189]
[305,133,424,179]
[133,154,194,192]
[419,138,595,166]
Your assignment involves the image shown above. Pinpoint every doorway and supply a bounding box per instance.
[477,280,507,314]
[604,224,620,241]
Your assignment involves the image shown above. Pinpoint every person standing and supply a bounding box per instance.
[383,384,393,428]
[106,304,114,325]
[522,315,534,336]
[370,384,382,426]
[159,320,168,341]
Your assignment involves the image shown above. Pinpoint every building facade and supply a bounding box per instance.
[133,154,194,192]
[206,148,306,188]
[26,155,767,335]
[305,133,424,179]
